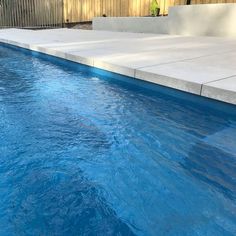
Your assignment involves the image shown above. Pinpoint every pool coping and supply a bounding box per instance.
[0,34,235,106]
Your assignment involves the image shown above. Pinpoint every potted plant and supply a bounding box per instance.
[150,0,160,16]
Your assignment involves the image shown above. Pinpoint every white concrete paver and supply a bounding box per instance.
[136,52,236,95]
[202,76,236,105]
[0,28,236,105]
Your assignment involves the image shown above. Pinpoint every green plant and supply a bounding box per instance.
[150,0,160,16]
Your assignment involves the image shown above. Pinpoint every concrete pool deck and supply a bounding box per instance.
[0,28,236,105]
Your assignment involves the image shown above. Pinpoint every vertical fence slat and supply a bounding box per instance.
[0,1,64,29]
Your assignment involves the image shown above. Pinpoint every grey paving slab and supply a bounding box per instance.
[136,52,236,95]
[201,76,236,104]
[0,28,236,105]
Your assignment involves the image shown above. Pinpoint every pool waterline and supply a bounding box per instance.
[1,41,236,116]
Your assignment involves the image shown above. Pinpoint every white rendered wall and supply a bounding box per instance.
[93,17,169,34]
[93,4,236,37]
[168,4,236,37]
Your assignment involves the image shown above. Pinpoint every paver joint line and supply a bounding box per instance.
[136,49,236,70]
[200,84,203,96]
[203,75,236,85]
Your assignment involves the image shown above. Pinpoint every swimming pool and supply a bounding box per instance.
[0,43,236,235]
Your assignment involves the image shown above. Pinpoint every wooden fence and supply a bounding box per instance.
[0,0,236,28]
[0,0,63,28]
[63,0,236,23]
[64,0,175,23]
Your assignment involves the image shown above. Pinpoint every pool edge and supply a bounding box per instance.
[0,37,235,108]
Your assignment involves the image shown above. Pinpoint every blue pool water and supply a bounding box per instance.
[0,44,236,236]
